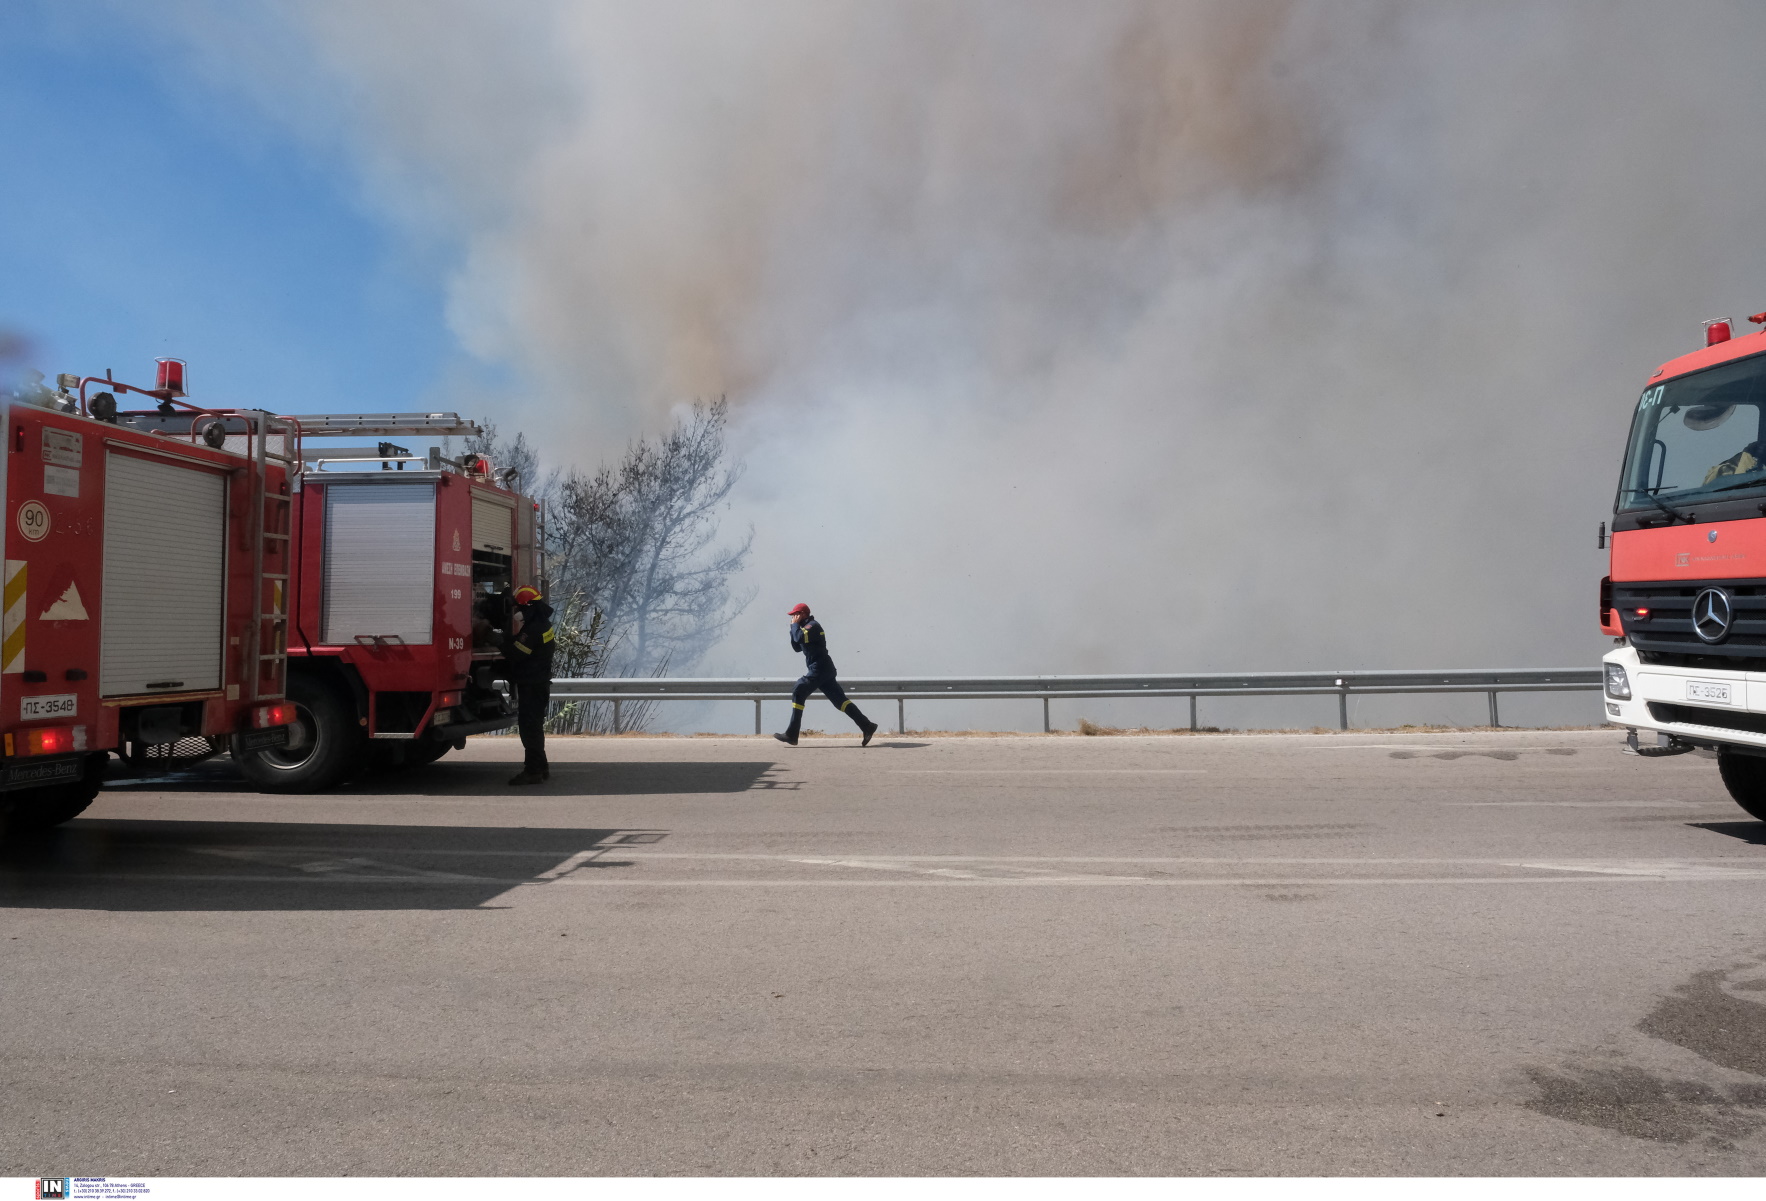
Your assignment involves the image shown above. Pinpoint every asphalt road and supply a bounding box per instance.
[6,728,1766,1176]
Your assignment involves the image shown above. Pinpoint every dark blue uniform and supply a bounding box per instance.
[778,615,877,745]
[791,619,849,710]
[502,597,555,781]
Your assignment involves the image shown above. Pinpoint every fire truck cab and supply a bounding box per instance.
[1604,313,1766,819]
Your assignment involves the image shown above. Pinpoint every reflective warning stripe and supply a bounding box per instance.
[2,560,24,674]
[542,627,554,642]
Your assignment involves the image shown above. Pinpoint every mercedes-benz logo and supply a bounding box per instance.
[1693,587,1733,643]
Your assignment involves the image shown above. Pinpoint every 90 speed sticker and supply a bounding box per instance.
[16,500,49,542]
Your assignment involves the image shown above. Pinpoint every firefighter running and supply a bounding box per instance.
[503,584,556,785]
[776,603,878,747]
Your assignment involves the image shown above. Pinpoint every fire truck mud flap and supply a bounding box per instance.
[435,714,517,744]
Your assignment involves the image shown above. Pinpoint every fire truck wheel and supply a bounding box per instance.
[1717,750,1766,822]
[234,675,363,793]
[4,753,107,832]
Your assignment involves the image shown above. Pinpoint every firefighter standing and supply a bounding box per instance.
[776,603,878,747]
[503,584,556,785]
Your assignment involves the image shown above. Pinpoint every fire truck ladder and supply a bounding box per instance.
[237,410,300,704]
[289,413,483,439]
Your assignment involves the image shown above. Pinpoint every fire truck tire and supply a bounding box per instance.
[1718,750,1766,822]
[4,753,107,832]
[234,675,363,793]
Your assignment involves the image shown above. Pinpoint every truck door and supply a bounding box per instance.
[321,481,436,645]
[100,451,227,697]
[470,489,516,595]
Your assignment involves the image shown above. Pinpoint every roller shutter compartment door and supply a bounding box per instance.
[101,453,227,697]
[322,483,436,646]
[471,492,515,555]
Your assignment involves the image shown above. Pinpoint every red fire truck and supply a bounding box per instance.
[110,396,539,792]
[1604,312,1766,819]
[0,359,295,832]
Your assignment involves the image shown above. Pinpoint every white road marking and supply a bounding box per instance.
[187,846,485,882]
[1300,744,1599,752]
[787,856,1148,881]
[533,849,604,879]
[18,872,1766,890]
[26,849,1766,896]
[1514,859,1766,880]
[1438,800,1717,808]
[509,874,1766,888]
[162,846,1766,867]
[618,853,1766,866]
[889,769,1207,775]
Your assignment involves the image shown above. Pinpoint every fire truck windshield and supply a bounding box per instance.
[1618,352,1766,513]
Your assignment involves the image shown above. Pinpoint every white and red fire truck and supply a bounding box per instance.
[1603,312,1766,819]
[100,370,541,793]
[0,359,296,832]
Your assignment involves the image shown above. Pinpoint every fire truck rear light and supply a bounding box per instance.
[9,725,77,756]
[1634,608,1650,618]
[1706,320,1733,346]
[440,691,462,708]
[155,357,187,396]
[254,702,297,728]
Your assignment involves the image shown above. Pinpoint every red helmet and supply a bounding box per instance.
[787,602,810,616]
[514,585,542,605]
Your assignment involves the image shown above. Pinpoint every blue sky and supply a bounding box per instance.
[0,4,455,418]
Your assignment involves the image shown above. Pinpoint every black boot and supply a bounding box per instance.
[774,705,804,746]
[845,703,879,747]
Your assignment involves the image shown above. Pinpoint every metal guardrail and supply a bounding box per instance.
[547,669,1604,735]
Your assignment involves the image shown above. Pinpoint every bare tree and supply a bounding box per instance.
[551,399,754,680]
[471,400,752,732]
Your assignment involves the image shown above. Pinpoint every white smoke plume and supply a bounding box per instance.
[139,2,1766,726]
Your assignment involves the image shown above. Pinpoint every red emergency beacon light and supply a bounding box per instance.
[1705,319,1733,346]
[154,357,187,396]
